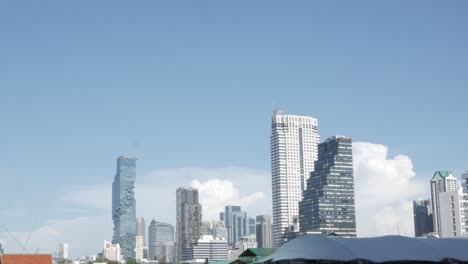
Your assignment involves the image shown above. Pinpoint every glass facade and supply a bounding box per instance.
[148,220,174,261]
[112,156,137,259]
[225,205,247,246]
[413,199,434,237]
[299,136,356,237]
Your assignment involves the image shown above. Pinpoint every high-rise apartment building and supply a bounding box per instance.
[225,205,247,246]
[413,199,434,237]
[256,215,272,248]
[430,171,459,237]
[137,217,146,247]
[148,220,175,261]
[439,190,466,237]
[299,136,356,237]
[271,111,320,247]
[112,156,137,259]
[176,188,202,262]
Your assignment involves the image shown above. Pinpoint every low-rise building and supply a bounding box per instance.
[184,235,228,262]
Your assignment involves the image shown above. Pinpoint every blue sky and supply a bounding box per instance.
[1,0,467,257]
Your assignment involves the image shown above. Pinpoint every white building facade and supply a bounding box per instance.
[439,190,466,237]
[136,235,144,261]
[184,235,228,262]
[103,240,122,263]
[270,111,319,247]
[59,243,69,260]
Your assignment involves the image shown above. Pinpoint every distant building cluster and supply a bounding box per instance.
[413,170,468,238]
[28,110,468,264]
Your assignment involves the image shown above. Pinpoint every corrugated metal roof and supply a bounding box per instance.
[257,235,468,263]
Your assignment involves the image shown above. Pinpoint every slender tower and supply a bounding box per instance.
[175,188,202,262]
[112,156,137,259]
[270,110,319,247]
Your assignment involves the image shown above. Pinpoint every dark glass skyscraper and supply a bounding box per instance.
[112,156,137,259]
[413,199,434,237]
[299,136,356,237]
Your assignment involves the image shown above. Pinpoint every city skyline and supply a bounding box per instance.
[1,0,467,260]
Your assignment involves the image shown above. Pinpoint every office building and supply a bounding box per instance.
[299,136,356,237]
[225,205,247,246]
[112,156,137,259]
[413,199,434,237]
[271,111,320,247]
[176,188,202,262]
[430,171,459,237]
[137,217,146,247]
[148,220,174,261]
[103,240,122,263]
[184,235,228,262]
[256,215,272,248]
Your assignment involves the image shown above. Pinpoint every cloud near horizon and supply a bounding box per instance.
[1,142,427,258]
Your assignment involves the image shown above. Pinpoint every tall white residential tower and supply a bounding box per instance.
[430,171,460,237]
[270,110,319,247]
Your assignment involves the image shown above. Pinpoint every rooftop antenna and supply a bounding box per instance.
[397,224,400,236]
[0,225,29,254]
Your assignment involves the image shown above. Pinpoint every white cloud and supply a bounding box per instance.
[191,178,265,221]
[353,142,426,237]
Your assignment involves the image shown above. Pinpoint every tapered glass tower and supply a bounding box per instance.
[112,156,137,259]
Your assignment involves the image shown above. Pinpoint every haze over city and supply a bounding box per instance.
[1,0,467,261]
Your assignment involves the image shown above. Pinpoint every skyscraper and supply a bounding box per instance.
[413,199,434,237]
[225,205,247,246]
[148,220,175,261]
[271,111,319,247]
[430,171,459,237]
[299,136,356,237]
[137,217,146,247]
[176,188,202,262]
[112,156,137,259]
[256,215,272,248]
